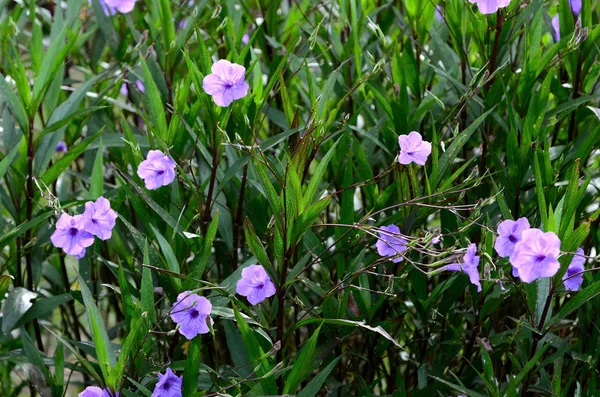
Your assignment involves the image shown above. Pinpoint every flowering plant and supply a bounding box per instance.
[0,0,598,396]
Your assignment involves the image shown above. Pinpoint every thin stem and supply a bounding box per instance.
[487,10,504,89]
[522,284,554,395]
[202,126,220,233]
[25,118,44,352]
[232,165,249,268]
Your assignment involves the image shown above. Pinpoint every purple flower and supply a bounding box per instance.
[51,213,95,257]
[83,197,118,240]
[151,368,182,397]
[236,265,277,305]
[494,217,530,258]
[468,0,511,14]
[79,386,119,397]
[136,79,145,93]
[56,141,67,153]
[509,228,561,283]
[103,0,136,14]
[92,0,136,15]
[443,243,481,292]
[563,248,585,291]
[137,150,177,190]
[120,83,128,96]
[397,131,432,166]
[569,0,581,15]
[552,14,560,41]
[375,225,407,263]
[512,267,520,278]
[202,60,249,107]
[435,5,443,21]
[170,291,213,339]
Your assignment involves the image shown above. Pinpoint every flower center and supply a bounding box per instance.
[189,309,200,319]
[162,380,171,390]
[69,228,78,237]
[224,82,233,89]
[508,234,518,243]
[567,267,578,277]
[535,254,546,263]
[157,170,165,175]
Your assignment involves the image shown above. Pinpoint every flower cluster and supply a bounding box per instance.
[51,197,117,258]
[495,218,585,289]
[374,213,586,293]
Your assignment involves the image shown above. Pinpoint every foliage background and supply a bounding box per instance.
[0,0,599,395]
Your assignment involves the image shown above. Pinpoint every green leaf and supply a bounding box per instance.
[243,219,274,272]
[182,337,202,396]
[117,260,135,330]
[303,139,340,206]
[253,162,283,234]
[232,304,277,394]
[54,342,64,396]
[428,375,487,397]
[40,129,102,186]
[291,198,330,247]
[290,318,402,349]
[158,0,176,68]
[283,324,323,394]
[35,74,103,175]
[13,293,73,331]
[77,272,116,385]
[432,107,495,188]
[139,56,168,140]
[149,224,182,278]
[508,343,551,393]
[89,138,104,200]
[141,242,155,324]
[31,25,72,113]
[536,278,552,328]
[0,275,12,301]
[186,213,219,289]
[0,72,29,131]
[533,149,548,229]
[0,210,54,253]
[110,317,144,390]
[0,136,23,181]
[119,216,177,302]
[547,280,600,329]
[45,326,102,382]
[116,169,183,235]
[2,287,36,334]
[296,356,341,397]
[21,329,55,392]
